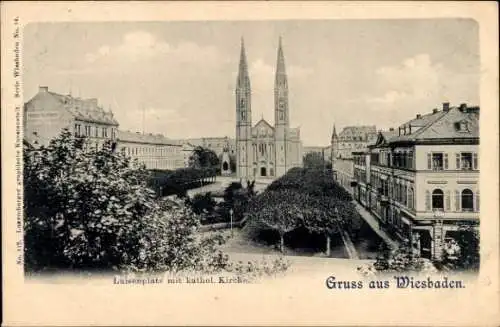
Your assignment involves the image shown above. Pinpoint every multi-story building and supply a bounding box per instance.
[332,125,377,159]
[303,146,331,161]
[178,137,236,158]
[117,130,183,170]
[181,142,197,168]
[352,102,479,260]
[24,86,119,147]
[331,124,380,194]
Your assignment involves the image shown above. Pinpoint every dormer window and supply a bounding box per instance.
[455,120,469,132]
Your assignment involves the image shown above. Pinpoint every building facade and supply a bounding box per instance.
[303,146,331,162]
[332,125,377,159]
[331,124,379,195]
[117,131,183,170]
[178,137,236,158]
[24,86,119,147]
[352,103,479,260]
[181,142,197,168]
[235,37,302,180]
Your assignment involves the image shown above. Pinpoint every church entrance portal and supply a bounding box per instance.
[222,162,229,171]
[260,167,267,177]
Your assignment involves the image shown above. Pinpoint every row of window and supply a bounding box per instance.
[371,174,415,209]
[137,158,182,169]
[339,136,366,142]
[427,152,478,171]
[121,146,180,156]
[74,123,115,139]
[426,188,479,212]
[355,151,478,171]
[253,143,274,160]
[371,151,415,169]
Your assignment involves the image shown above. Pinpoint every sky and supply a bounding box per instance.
[23,19,479,146]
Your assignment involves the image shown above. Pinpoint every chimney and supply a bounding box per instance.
[443,102,450,112]
[433,108,438,114]
[39,86,48,93]
[416,114,422,119]
[459,103,467,111]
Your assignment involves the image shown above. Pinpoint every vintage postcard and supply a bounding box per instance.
[1,1,499,326]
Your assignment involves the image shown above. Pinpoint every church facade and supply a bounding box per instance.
[235,37,302,180]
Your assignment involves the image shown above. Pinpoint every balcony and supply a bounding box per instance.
[379,195,389,204]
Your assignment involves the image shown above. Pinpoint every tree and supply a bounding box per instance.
[301,196,344,256]
[303,152,332,170]
[189,146,220,171]
[443,225,480,271]
[188,192,216,215]
[246,190,303,253]
[23,130,228,273]
[223,181,255,221]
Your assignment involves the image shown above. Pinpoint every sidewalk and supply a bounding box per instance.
[353,201,399,249]
[339,230,360,259]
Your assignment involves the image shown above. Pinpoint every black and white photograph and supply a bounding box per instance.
[2,2,499,326]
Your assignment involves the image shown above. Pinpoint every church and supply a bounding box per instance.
[235,37,302,180]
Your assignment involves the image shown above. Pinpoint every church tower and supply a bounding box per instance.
[235,38,252,180]
[274,36,289,176]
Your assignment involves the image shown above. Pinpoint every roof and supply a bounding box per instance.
[25,88,119,126]
[117,130,181,146]
[339,125,377,136]
[389,106,479,145]
[49,92,119,125]
[253,119,274,130]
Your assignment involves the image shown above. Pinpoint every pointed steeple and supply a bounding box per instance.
[275,36,287,83]
[331,123,337,139]
[274,36,289,127]
[237,37,250,89]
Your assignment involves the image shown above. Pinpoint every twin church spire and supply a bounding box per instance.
[236,37,289,127]
[236,38,250,90]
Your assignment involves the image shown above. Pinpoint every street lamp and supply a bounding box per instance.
[229,208,234,237]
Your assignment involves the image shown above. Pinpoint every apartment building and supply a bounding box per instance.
[24,86,119,147]
[117,131,184,170]
[352,103,479,260]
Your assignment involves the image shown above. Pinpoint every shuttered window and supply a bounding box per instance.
[444,154,449,170]
[473,153,478,170]
[445,190,451,211]
[425,190,431,210]
[427,153,432,169]
[456,153,460,170]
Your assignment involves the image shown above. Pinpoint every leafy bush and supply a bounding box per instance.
[24,130,228,273]
[371,242,437,273]
[188,192,216,215]
[442,226,479,271]
[147,167,217,197]
[225,256,291,281]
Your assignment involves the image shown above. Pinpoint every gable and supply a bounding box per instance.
[252,119,274,137]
